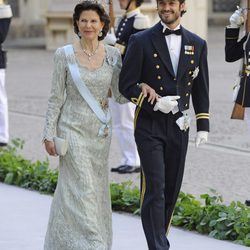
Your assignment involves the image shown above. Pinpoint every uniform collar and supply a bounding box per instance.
[161,21,181,33]
[125,8,141,19]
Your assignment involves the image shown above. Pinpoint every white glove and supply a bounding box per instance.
[153,96,180,114]
[195,131,208,148]
[104,28,117,45]
[229,8,244,28]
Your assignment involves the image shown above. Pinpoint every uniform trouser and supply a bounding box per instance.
[135,112,189,250]
[109,98,140,166]
[0,69,9,143]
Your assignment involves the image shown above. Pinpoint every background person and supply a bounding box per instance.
[0,0,12,147]
[225,7,250,207]
[108,0,150,174]
[119,0,209,248]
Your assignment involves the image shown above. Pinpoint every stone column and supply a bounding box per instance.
[45,0,78,50]
[182,0,208,40]
[45,0,208,50]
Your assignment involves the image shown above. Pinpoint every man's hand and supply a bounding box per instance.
[195,131,208,148]
[140,83,159,104]
[229,8,244,28]
[153,96,180,114]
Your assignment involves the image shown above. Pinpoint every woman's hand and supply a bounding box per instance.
[44,139,57,156]
[140,83,159,105]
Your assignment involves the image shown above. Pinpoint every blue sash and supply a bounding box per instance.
[63,45,111,137]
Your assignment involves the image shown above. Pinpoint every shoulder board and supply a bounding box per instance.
[0,5,13,19]
[133,14,150,30]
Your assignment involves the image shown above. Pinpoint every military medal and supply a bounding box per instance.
[184,45,195,55]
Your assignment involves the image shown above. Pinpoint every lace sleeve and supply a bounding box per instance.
[43,47,66,141]
[110,48,128,104]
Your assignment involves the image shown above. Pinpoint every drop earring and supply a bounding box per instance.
[98,30,103,37]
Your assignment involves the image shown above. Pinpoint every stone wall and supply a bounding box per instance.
[7,0,208,48]
[44,0,208,50]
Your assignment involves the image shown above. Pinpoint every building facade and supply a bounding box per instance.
[5,0,246,49]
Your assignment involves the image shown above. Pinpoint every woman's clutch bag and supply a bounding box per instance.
[53,137,68,156]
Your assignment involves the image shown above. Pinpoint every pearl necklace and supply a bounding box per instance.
[80,41,99,61]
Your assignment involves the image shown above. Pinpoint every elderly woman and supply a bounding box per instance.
[43,1,126,249]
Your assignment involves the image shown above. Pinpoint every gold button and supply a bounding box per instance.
[154,53,158,58]
[156,65,160,69]
[185,104,188,107]
[157,76,161,80]
[174,78,176,81]
[187,82,191,86]
[160,86,163,91]
[189,71,192,75]
[186,93,189,97]
[190,60,194,64]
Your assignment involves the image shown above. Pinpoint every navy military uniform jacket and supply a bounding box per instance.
[225,27,250,107]
[119,22,209,132]
[115,9,149,59]
[0,15,11,69]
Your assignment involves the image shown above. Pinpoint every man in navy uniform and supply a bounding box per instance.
[119,0,209,248]
[108,0,150,173]
[0,0,12,147]
[225,7,250,207]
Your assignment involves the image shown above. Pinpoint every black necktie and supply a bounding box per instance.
[164,28,181,36]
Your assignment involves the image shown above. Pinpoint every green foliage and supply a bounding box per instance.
[0,139,58,193]
[0,139,250,246]
[173,190,250,246]
[110,182,250,246]
[110,182,140,215]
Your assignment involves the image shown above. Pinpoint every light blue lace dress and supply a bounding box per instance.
[43,44,127,250]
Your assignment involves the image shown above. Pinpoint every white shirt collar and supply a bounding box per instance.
[161,21,181,33]
[126,8,141,19]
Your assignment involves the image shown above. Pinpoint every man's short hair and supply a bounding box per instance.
[134,0,144,7]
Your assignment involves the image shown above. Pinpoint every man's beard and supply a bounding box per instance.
[159,10,180,25]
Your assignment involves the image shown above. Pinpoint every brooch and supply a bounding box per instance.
[100,98,109,110]
[106,55,117,66]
